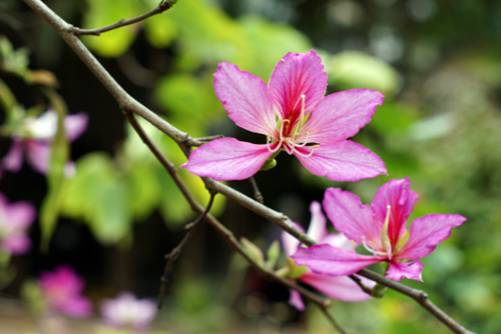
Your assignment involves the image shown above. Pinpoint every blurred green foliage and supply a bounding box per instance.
[2,0,501,333]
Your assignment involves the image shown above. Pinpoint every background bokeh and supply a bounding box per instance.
[1,0,501,333]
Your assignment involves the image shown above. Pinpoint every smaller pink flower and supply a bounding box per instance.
[183,50,386,181]
[293,178,466,281]
[101,293,156,332]
[2,110,87,175]
[0,193,35,255]
[282,202,374,310]
[39,266,92,318]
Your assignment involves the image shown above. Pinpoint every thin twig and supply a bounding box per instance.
[22,2,472,333]
[191,135,224,146]
[70,0,177,36]
[249,177,264,204]
[318,306,348,334]
[124,111,335,320]
[157,192,216,309]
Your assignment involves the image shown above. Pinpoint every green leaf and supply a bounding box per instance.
[61,153,131,244]
[285,258,308,279]
[240,238,264,267]
[40,92,69,250]
[328,51,400,95]
[265,241,280,270]
[83,0,144,57]
[240,16,311,77]
[144,10,178,48]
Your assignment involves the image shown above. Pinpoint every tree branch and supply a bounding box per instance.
[124,111,343,331]
[22,1,472,333]
[70,0,177,36]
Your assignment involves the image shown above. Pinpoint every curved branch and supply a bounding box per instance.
[71,0,177,36]
[21,1,472,333]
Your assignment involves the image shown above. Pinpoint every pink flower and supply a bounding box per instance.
[101,293,156,332]
[0,193,35,255]
[282,202,374,310]
[183,51,386,181]
[2,110,87,175]
[39,266,92,318]
[293,178,466,281]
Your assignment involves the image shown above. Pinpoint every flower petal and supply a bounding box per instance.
[300,89,384,143]
[3,235,31,254]
[301,273,373,302]
[323,188,381,245]
[2,139,24,172]
[269,51,327,119]
[306,201,327,242]
[295,140,386,182]
[288,290,305,311]
[281,222,304,256]
[292,244,382,276]
[25,140,51,174]
[65,113,88,141]
[399,214,466,261]
[5,201,36,230]
[371,178,418,247]
[183,138,273,181]
[214,62,276,135]
[386,261,424,281]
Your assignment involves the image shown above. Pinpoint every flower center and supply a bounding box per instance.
[362,205,394,259]
[266,94,318,157]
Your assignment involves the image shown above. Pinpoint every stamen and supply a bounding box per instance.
[382,205,393,260]
[362,237,387,257]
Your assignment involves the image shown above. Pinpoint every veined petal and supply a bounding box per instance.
[292,244,382,276]
[300,89,384,143]
[321,233,357,250]
[323,188,381,245]
[183,138,273,181]
[306,201,327,242]
[386,261,424,281]
[398,214,466,261]
[65,113,88,141]
[25,140,51,174]
[371,178,419,247]
[214,62,276,135]
[2,139,24,172]
[269,51,327,119]
[281,222,304,256]
[295,140,386,182]
[301,273,373,302]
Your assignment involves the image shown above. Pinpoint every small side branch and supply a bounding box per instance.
[158,192,216,309]
[70,0,177,36]
[249,177,264,204]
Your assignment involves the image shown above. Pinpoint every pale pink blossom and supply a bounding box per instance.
[101,293,156,332]
[39,266,92,317]
[0,193,35,255]
[293,178,466,281]
[2,110,87,175]
[282,202,374,310]
[183,51,386,181]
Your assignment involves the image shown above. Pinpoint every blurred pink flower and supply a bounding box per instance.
[0,193,35,255]
[39,266,92,318]
[282,202,374,310]
[101,293,156,332]
[183,50,386,181]
[2,110,87,175]
[293,178,466,281]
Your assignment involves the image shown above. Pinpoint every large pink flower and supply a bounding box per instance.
[2,110,87,175]
[0,193,35,255]
[101,293,156,332]
[293,178,466,281]
[39,266,92,318]
[282,202,374,310]
[183,51,386,181]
